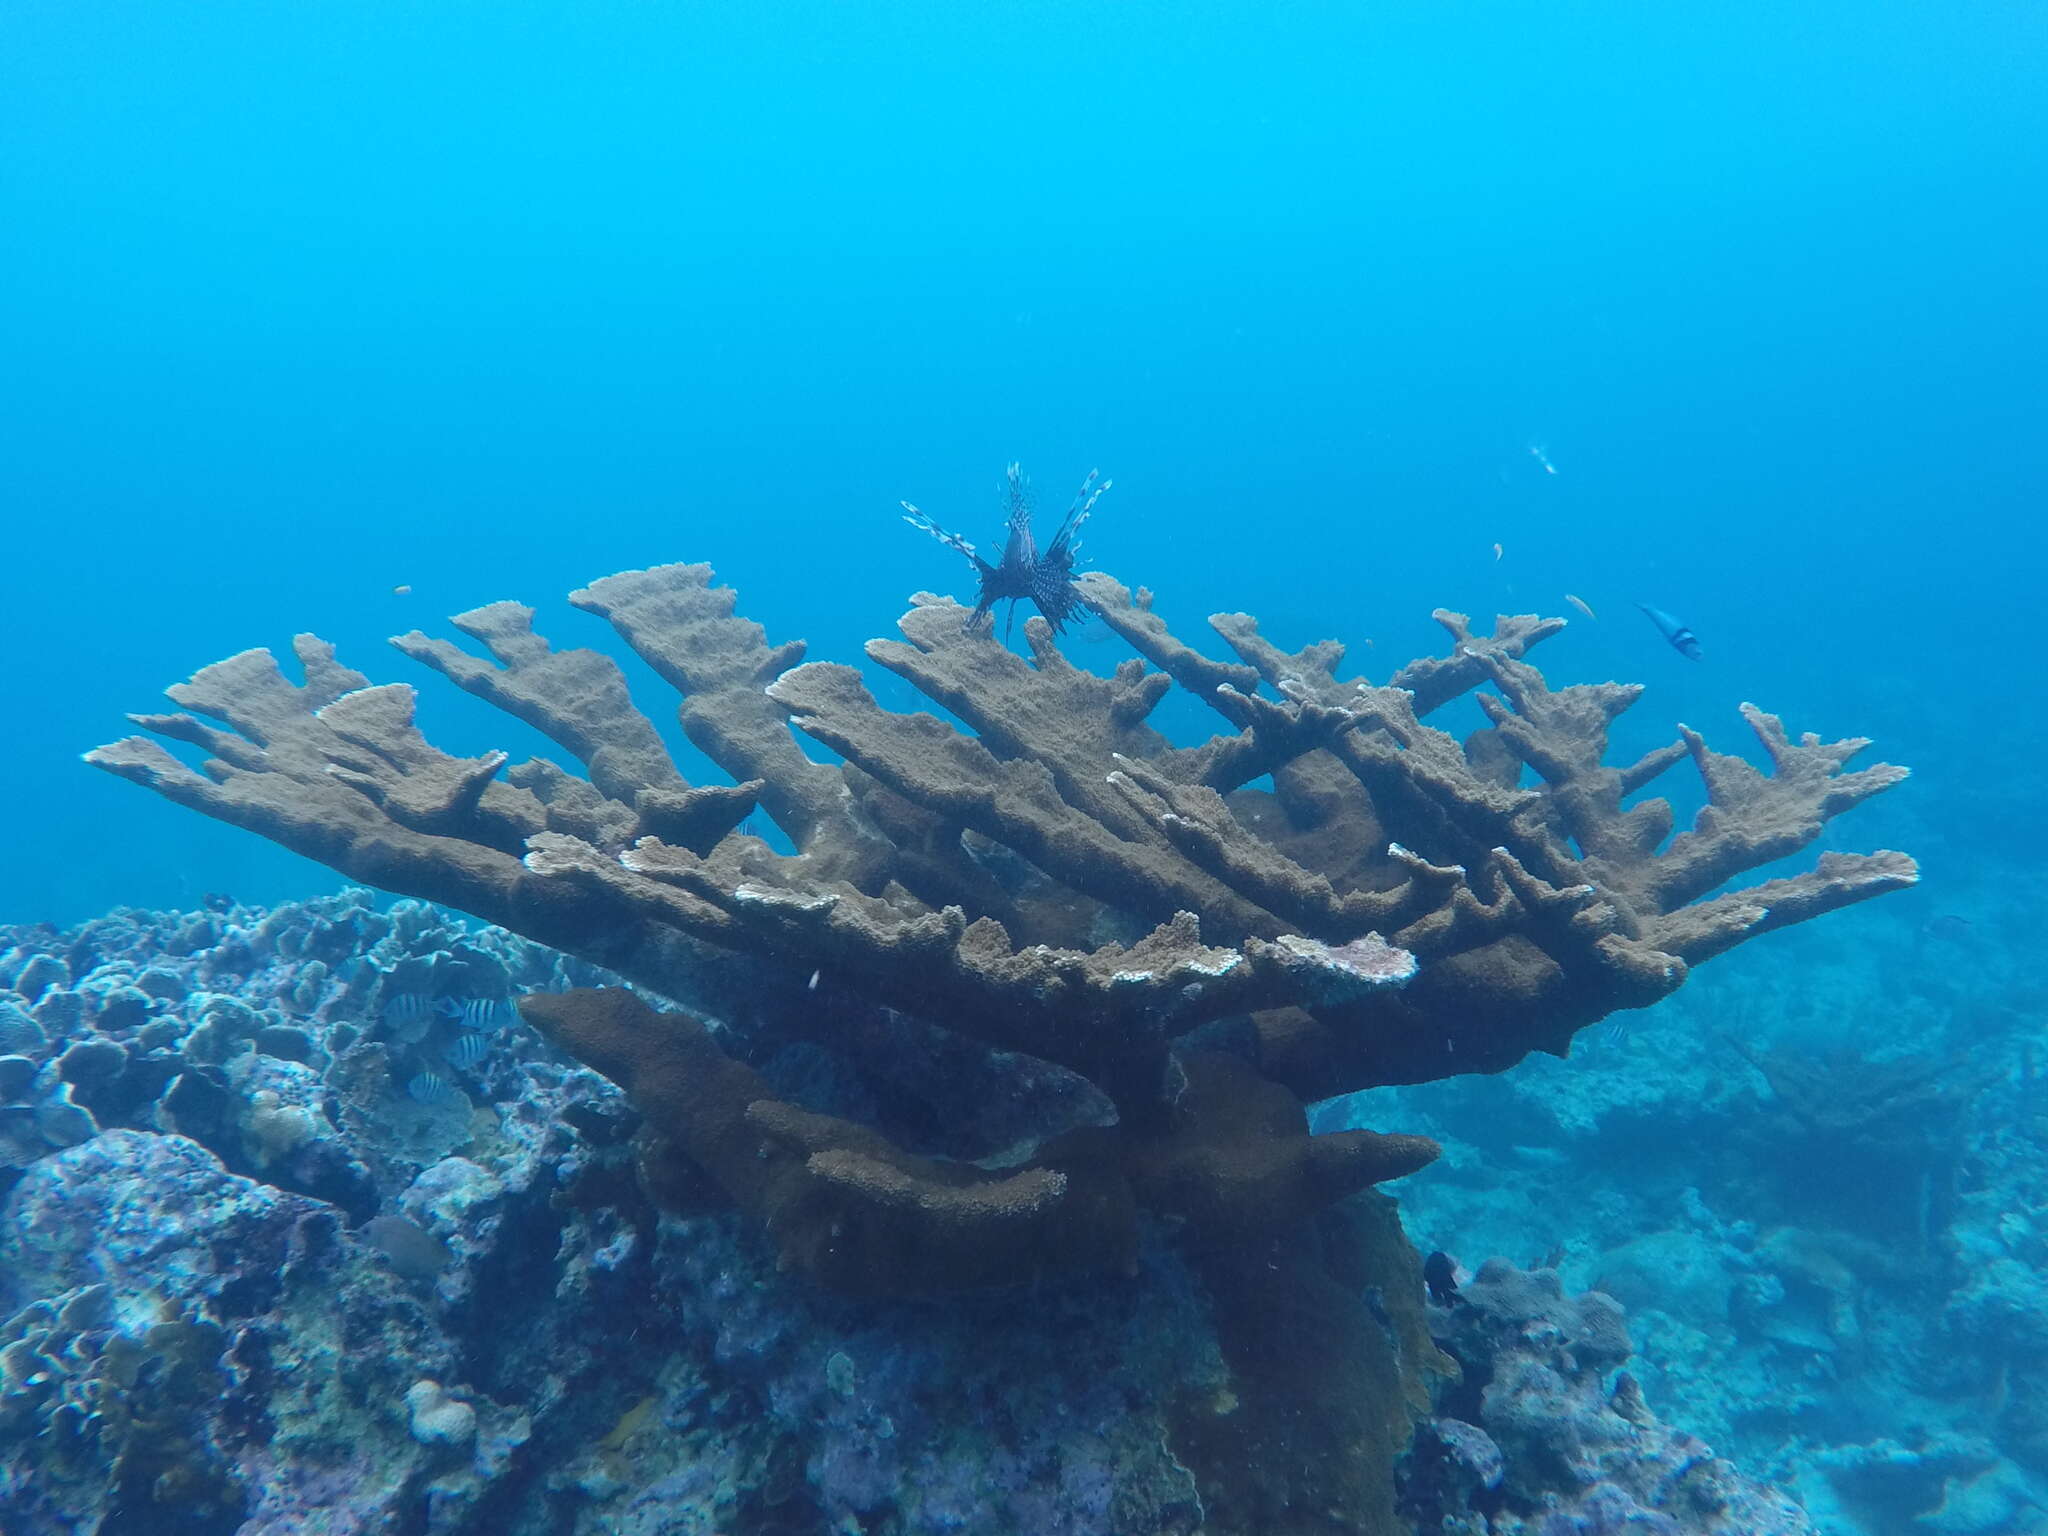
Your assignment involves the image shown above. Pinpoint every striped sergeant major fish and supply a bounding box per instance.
[437,997,512,1031]
[1635,603,1703,661]
[383,993,434,1028]
[407,1071,455,1105]
[442,1032,491,1070]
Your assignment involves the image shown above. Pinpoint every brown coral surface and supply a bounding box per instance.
[89,559,1915,1291]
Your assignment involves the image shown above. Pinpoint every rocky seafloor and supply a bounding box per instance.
[0,886,1965,1535]
[1321,854,2048,1536]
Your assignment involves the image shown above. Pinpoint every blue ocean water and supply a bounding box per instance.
[3,4,2045,1533]
[5,0,2041,921]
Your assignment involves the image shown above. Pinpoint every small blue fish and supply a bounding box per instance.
[1636,603,1703,661]
[383,993,434,1027]
[438,997,509,1031]
[406,1071,455,1105]
[442,1033,491,1070]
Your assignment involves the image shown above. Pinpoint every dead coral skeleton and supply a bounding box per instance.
[88,554,1915,1292]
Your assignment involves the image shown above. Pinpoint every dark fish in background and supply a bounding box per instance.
[1636,602,1703,660]
[1423,1250,1463,1307]
[199,891,236,914]
[362,1214,453,1279]
[1921,914,1976,944]
[383,993,434,1029]
[902,463,1111,639]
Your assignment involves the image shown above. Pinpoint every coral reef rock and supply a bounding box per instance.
[87,561,1914,1290]
[0,893,1437,1536]
[1407,1256,1820,1534]
[67,557,1913,1532]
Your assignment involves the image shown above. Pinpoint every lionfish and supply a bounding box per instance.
[901,463,1110,638]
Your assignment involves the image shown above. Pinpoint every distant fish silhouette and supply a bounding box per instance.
[383,993,435,1029]
[1636,603,1702,661]
[363,1214,453,1279]
[1423,1250,1462,1307]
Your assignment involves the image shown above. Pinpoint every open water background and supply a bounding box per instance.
[3,1,2041,926]
[5,8,2048,1530]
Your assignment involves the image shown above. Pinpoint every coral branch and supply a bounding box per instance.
[92,544,1913,1295]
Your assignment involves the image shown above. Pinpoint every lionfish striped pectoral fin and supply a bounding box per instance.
[901,502,982,566]
[1048,470,1111,561]
[902,465,1111,638]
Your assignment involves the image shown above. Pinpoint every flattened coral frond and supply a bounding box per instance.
[95,555,1911,1119]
